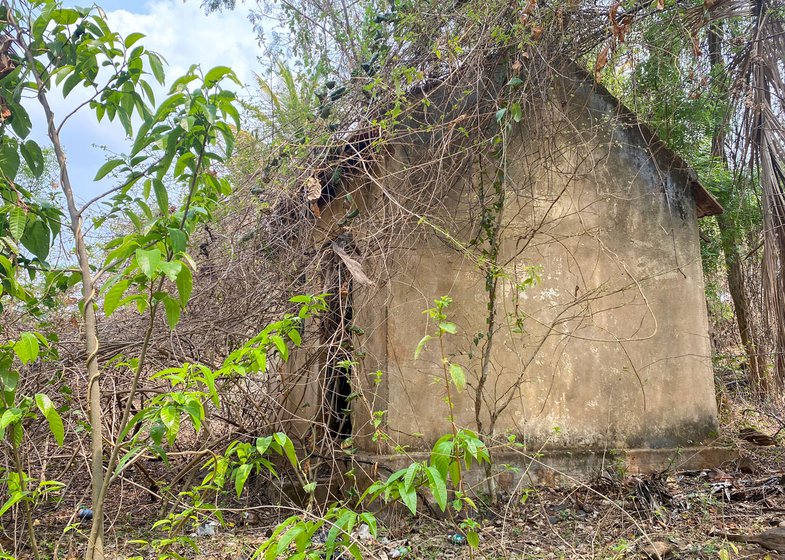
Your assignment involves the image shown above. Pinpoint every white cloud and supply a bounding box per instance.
[106,1,260,89]
[30,0,262,201]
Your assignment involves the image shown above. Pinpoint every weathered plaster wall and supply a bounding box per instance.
[349,69,718,452]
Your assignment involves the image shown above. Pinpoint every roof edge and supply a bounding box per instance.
[563,62,724,218]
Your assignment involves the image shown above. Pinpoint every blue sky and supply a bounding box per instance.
[32,0,263,206]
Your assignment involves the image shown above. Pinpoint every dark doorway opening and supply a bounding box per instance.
[322,263,353,441]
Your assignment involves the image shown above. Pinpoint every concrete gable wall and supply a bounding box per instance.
[305,68,718,453]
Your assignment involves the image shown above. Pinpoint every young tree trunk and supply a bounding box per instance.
[9,7,107,556]
[717,214,767,392]
[46,111,105,560]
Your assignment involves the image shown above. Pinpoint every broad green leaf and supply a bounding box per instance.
[182,399,203,432]
[462,495,478,510]
[158,260,182,282]
[403,462,419,490]
[119,408,147,441]
[199,366,219,407]
[174,152,195,176]
[147,52,165,85]
[21,218,50,261]
[399,484,417,515]
[94,158,124,181]
[140,79,156,105]
[359,513,377,537]
[35,393,64,445]
[116,105,133,136]
[439,322,457,334]
[0,239,19,261]
[414,335,432,359]
[20,140,44,178]
[14,332,40,364]
[7,207,26,240]
[7,100,31,139]
[125,209,143,231]
[62,72,82,98]
[0,366,18,395]
[216,122,235,156]
[326,509,355,556]
[256,435,272,455]
[167,228,187,254]
[430,434,454,480]
[0,370,18,409]
[132,122,156,156]
[0,408,24,445]
[135,248,161,278]
[104,280,130,316]
[273,432,299,468]
[510,102,522,122]
[163,296,181,329]
[0,408,22,429]
[204,65,234,87]
[194,100,216,124]
[271,335,288,360]
[175,264,192,306]
[52,65,73,86]
[0,141,20,181]
[234,463,252,497]
[253,350,267,374]
[115,446,144,475]
[221,98,241,129]
[152,178,169,215]
[5,471,22,493]
[124,32,145,48]
[449,363,466,391]
[103,236,140,267]
[449,457,461,487]
[159,406,180,445]
[275,524,305,556]
[425,466,447,511]
[52,8,80,24]
[149,421,166,446]
[0,492,26,518]
[466,530,479,548]
[136,199,154,221]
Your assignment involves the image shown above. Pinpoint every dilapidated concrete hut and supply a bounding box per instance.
[283,60,723,471]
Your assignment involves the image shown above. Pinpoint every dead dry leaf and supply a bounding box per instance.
[595,45,609,82]
[332,242,374,286]
[531,26,543,41]
[305,176,322,201]
[641,540,673,559]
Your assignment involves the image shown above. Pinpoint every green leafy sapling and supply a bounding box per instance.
[0,333,64,559]
[361,297,488,551]
[0,2,243,557]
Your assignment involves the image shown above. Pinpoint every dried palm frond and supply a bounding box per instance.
[739,426,778,446]
[722,0,785,389]
[676,0,785,391]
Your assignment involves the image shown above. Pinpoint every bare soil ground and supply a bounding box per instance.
[9,369,785,560]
